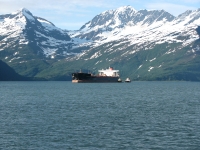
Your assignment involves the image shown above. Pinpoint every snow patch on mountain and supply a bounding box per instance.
[150,58,156,62]
[148,66,154,72]
[35,31,71,56]
[37,18,55,29]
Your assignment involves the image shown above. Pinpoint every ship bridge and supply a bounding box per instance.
[98,67,119,77]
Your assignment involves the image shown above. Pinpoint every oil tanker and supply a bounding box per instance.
[72,67,122,83]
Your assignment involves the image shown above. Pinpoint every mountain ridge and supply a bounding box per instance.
[70,6,199,46]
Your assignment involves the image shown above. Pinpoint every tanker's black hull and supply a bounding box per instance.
[72,73,120,83]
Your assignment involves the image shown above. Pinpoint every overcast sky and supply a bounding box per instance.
[0,0,199,30]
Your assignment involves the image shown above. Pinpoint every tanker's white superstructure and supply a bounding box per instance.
[98,67,119,77]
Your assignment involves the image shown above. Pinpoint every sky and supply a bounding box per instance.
[0,0,199,30]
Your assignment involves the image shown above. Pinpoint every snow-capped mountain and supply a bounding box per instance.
[70,6,199,48]
[0,6,200,80]
[0,8,72,59]
[69,5,176,41]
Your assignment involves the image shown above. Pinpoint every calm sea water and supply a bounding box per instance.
[0,81,200,150]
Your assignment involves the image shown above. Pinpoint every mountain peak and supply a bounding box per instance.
[12,8,31,15]
[20,8,35,22]
[116,5,137,13]
[10,8,35,22]
[21,8,32,15]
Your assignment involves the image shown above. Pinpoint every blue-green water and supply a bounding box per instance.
[0,81,200,150]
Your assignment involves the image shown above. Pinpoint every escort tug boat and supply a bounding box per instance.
[125,77,131,82]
